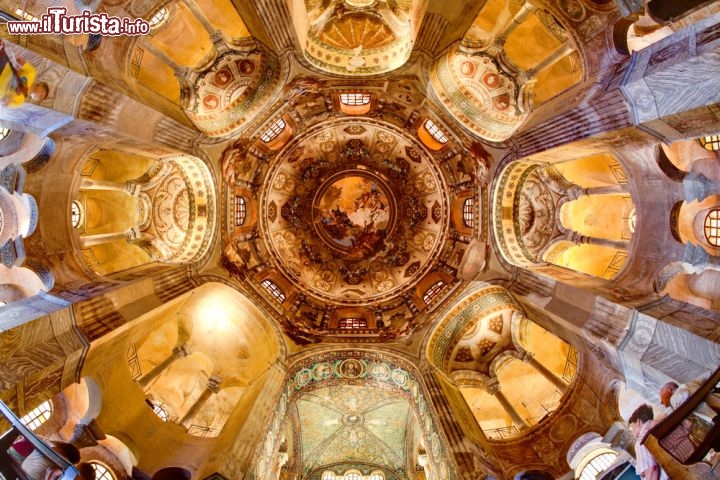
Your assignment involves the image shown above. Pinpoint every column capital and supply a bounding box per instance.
[485,377,501,394]
[207,375,222,393]
[173,344,191,358]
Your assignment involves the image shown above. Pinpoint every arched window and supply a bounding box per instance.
[423,119,448,144]
[151,402,169,422]
[235,196,247,226]
[705,209,720,246]
[338,318,367,330]
[340,93,371,106]
[344,473,361,480]
[261,279,286,303]
[370,473,385,480]
[699,135,720,151]
[89,462,116,480]
[20,400,52,430]
[463,197,474,228]
[71,201,83,228]
[322,472,336,480]
[423,280,446,304]
[261,118,286,143]
[0,128,9,141]
[577,451,618,480]
[148,7,169,28]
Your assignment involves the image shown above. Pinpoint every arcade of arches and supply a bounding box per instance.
[0,1,719,479]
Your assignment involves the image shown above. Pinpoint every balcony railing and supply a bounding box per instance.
[645,366,720,466]
[482,425,519,440]
[0,400,79,480]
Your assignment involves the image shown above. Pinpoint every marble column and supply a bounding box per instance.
[567,231,629,250]
[487,379,530,430]
[495,2,536,49]
[137,344,191,389]
[514,17,720,157]
[569,184,628,198]
[180,0,217,37]
[420,365,492,480]
[523,353,569,394]
[80,230,132,247]
[79,179,138,194]
[522,42,574,84]
[180,375,222,425]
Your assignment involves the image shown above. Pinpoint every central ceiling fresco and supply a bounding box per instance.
[260,120,449,305]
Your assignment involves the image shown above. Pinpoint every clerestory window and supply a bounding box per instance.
[424,119,448,144]
[235,196,247,226]
[261,279,286,303]
[705,209,720,247]
[261,119,286,143]
[340,93,371,106]
[463,198,474,228]
[20,400,52,430]
[338,318,367,330]
[423,280,446,304]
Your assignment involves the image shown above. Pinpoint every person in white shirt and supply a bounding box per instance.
[629,404,669,480]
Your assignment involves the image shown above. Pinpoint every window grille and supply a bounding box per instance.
[463,198,474,228]
[14,8,36,21]
[261,279,286,303]
[578,452,617,480]
[71,201,82,228]
[699,135,720,151]
[90,462,116,480]
[338,318,367,330]
[235,197,247,226]
[340,93,371,106]
[261,119,286,143]
[424,119,448,144]
[19,400,52,430]
[705,209,720,247]
[423,280,446,304]
[0,128,9,140]
[148,7,169,27]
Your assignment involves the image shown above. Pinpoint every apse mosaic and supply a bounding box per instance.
[247,351,456,480]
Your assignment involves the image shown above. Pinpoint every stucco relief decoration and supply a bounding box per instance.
[429,46,528,142]
[144,157,215,263]
[428,284,522,376]
[492,161,560,267]
[187,46,282,137]
[259,120,450,306]
[301,0,426,76]
[247,351,457,480]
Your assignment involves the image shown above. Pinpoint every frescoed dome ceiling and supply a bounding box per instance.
[260,119,449,305]
[295,384,410,477]
[221,77,489,343]
[300,0,424,75]
[429,46,529,142]
[186,44,283,137]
